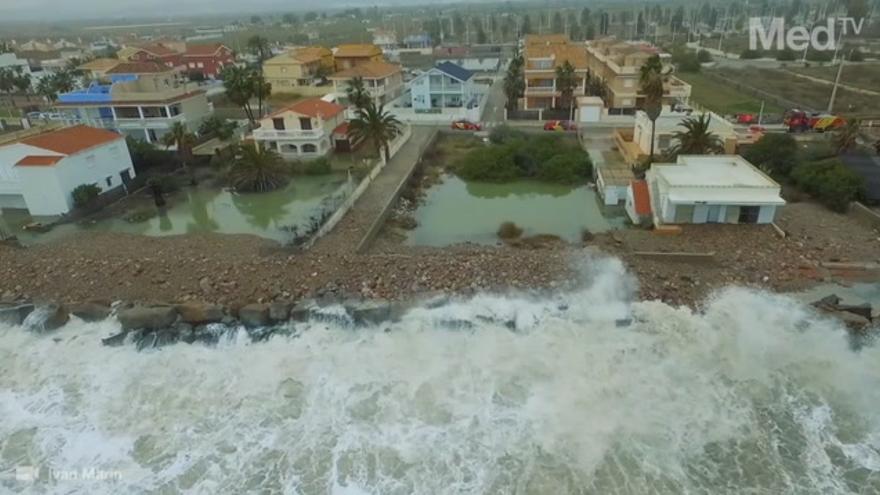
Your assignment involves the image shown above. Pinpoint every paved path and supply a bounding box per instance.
[311,126,435,254]
[782,69,880,96]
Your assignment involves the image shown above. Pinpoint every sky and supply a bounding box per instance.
[0,0,395,22]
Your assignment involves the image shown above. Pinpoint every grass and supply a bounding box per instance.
[675,71,783,115]
[0,107,22,119]
[788,63,880,93]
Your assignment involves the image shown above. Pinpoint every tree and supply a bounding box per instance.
[555,60,578,119]
[345,76,371,110]
[580,7,592,28]
[247,35,271,119]
[35,70,75,101]
[833,118,861,154]
[162,122,198,185]
[551,12,564,33]
[348,101,402,162]
[229,146,288,192]
[221,66,267,125]
[503,53,524,111]
[743,133,799,177]
[282,13,298,25]
[199,116,237,141]
[639,54,665,163]
[72,184,101,208]
[668,114,724,156]
[521,14,532,35]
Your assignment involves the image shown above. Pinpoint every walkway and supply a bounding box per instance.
[311,126,435,254]
[782,69,880,97]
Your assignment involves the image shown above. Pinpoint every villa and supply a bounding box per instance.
[53,62,212,144]
[615,109,738,164]
[0,125,135,216]
[263,46,334,96]
[252,98,348,160]
[333,44,383,71]
[408,62,476,110]
[643,155,785,225]
[182,43,235,79]
[329,61,404,106]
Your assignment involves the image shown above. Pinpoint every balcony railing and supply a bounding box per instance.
[253,128,326,140]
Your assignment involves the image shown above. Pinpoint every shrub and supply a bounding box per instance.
[740,49,763,59]
[72,184,101,208]
[488,125,526,144]
[776,48,797,61]
[791,158,864,212]
[672,49,701,72]
[743,133,799,177]
[453,145,519,182]
[497,221,523,239]
[849,49,864,62]
[537,151,592,184]
[696,49,713,63]
[806,49,832,62]
[303,157,332,175]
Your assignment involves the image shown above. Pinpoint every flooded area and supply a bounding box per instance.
[0,174,350,245]
[406,175,626,246]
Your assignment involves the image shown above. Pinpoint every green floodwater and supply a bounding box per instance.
[0,174,350,245]
[406,175,626,246]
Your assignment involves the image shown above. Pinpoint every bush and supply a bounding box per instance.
[672,49,701,72]
[488,125,526,144]
[740,49,763,59]
[776,48,797,61]
[72,184,101,208]
[791,158,864,212]
[806,49,832,62]
[537,152,592,184]
[849,49,864,62]
[743,133,799,177]
[302,157,332,175]
[696,49,713,63]
[497,221,523,239]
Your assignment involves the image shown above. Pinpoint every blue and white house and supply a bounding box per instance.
[409,62,476,110]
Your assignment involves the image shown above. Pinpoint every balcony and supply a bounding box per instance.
[525,86,557,95]
[252,128,326,141]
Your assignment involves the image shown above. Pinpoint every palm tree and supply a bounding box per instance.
[639,55,666,163]
[668,114,724,156]
[221,66,257,124]
[162,122,198,185]
[348,101,403,162]
[554,60,578,120]
[503,55,524,112]
[247,35,271,119]
[833,118,861,154]
[345,76,371,110]
[229,146,289,192]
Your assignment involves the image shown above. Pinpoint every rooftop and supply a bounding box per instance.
[18,125,123,158]
[184,43,228,57]
[334,44,382,58]
[105,61,170,74]
[270,98,346,119]
[434,61,473,81]
[652,155,785,205]
[78,58,120,72]
[331,60,401,79]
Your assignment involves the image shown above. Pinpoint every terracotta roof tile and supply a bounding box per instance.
[78,58,120,71]
[105,61,170,74]
[21,125,123,156]
[631,179,652,215]
[15,155,64,167]
[138,44,180,57]
[269,98,346,119]
[334,44,382,58]
[330,60,401,79]
[184,43,229,57]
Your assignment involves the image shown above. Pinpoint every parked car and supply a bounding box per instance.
[451,119,482,131]
[543,120,577,131]
[736,113,757,124]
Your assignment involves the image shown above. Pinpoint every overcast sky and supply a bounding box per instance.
[0,0,393,22]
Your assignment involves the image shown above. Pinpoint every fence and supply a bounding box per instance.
[304,124,414,248]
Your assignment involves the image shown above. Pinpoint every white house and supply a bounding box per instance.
[0,125,135,216]
[252,98,348,160]
[645,155,785,226]
[409,61,476,110]
[633,109,737,158]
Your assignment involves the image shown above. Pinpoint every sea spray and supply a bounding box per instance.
[0,259,878,494]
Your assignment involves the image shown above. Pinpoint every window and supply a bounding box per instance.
[273,118,285,130]
[738,206,760,224]
[624,79,634,88]
[299,117,312,130]
[658,135,671,150]
[189,62,196,68]
[302,143,317,153]
[197,62,204,68]
[105,176,113,188]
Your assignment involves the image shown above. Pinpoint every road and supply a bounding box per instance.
[480,74,507,126]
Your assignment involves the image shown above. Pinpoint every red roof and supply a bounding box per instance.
[106,61,168,74]
[631,180,652,216]
[333,122,350,135]
[20,125,123,156]
[184,43,229,57]
[138,44,180,57]
[274,98,345,119]
[15,155,64,167]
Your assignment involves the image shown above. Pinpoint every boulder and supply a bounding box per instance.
[69,301,111,322]
[102,331,129,346]
[176,302,225,325]
[832,310,872,331]
[0,303,35,326]
[348,300,392,326]
[269,302,292,322]
[24,303,69,332]
[118,305,178,330]
[238,304,270,328]
[837,303,873,321]
[290,300,317,322]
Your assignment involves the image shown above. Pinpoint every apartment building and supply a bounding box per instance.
[329,61,404,106]
[263,46,334,96]
[53,62,211,143]
[585,38,691,113]
[252,98,347,159]
[522,34,588,110]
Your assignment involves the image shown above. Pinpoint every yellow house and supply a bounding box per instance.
[77,58,121,80]
[263,46,334,96]
[333,44,383,71]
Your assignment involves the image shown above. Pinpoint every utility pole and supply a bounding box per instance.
[827,52,846,113]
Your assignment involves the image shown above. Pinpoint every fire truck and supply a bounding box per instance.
[783,109,845,133]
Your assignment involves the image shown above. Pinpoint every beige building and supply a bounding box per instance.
[77,58,121,79]
[329,61,404,106]
[615,109,738,164]
[252,98,347,159]
[333,44,383,71]
[263,46,334,96]
[585,38,691,113]
[522,34,588,110]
